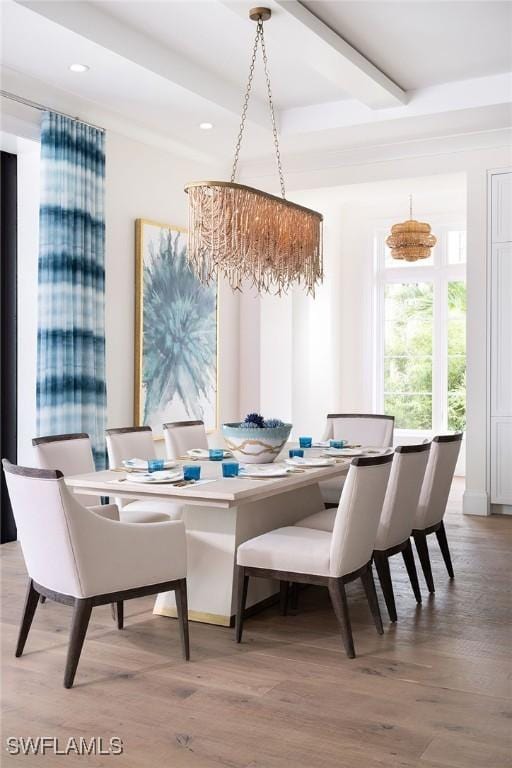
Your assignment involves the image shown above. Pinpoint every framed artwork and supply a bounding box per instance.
[134,219,218,437]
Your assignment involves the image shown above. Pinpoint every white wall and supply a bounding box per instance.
[104,131,238,444]
[242,175,466,428]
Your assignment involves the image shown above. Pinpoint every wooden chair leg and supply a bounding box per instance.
[116,601,124,630]
[279,581,290,615]
[16,580,40,658]
[361,565,384,635]
[39,595,46,604]
[64,598,92,689]
[175,579,190,661]
[435,521,454,578]
[327,578,355,659]
[413,531,435,593]
[373,552,397,622]
[402,540,422,603]
[289,582,299,612]
[235,566,249,644]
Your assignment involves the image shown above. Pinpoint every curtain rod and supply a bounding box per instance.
[0,90,106,132]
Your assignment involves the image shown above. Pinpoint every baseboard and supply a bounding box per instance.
[463,490,490,516]
[491,504,512,516]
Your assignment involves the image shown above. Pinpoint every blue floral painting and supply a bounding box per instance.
[135,220,217,435]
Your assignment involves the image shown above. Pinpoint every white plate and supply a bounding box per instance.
[285,457,336,467]
[187,448,232,459]
[324,448,365,457]
[239,465,291,478]
[128,470,183,484]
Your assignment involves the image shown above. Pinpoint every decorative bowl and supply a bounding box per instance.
[221,422,292,464]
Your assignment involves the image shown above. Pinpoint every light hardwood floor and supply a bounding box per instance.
[1,481,511,767]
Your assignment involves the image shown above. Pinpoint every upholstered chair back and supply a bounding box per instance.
[414,434,462,530]
[163,421,208,459]
[106,426,156,467]
[374,444,430,552]
[330,454,393,578]
[322,414,394,447]
[33,433,98,507]
[106,426,157,510]
[3,462,85,596]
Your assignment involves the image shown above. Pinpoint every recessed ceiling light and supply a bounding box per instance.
[69,63,89,73]
[199,122,213,130]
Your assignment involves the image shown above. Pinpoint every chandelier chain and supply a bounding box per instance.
[230,17,286,199]
[259,20,286,198]
[230,21,261,184]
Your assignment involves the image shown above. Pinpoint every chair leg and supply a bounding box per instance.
[289,582,299,612]
[279,581,289,615]
[402,540,422,604]
[15,579,40,657]
[435,521,454,578]
[175,579,190,661]
[361,565,384,635]
[327,578,355,659]
[373,552,397,622]
[414,531,435,593]
[64,598,92,689]
[40,595,46,604]
[116,601,124,630]
[235,566,249,643]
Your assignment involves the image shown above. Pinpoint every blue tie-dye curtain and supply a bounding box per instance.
[36,111,107,468]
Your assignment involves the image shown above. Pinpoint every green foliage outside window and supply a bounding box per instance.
[384,283,433,429]
[383,280,466,431]
[447,281,466,431]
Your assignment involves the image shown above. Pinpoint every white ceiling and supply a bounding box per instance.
[301,1,512,90]
[1,0,511,168]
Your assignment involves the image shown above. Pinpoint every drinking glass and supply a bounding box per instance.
[222,461,239,478]
[148,459,165,472]
[183,465,201,481]
[299,436,313,448]
[209,449,224,461]
[289,448,304,458]
[329,440,346,449]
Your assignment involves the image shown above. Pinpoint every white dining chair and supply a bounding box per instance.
[105,426,183,522]
[320,413,395,506]
[371,443,430,620]
[295,443,429,621]
[235,453,393,658]
[163,420,208,459]
[3,459,189,688]
[412,433,463,593]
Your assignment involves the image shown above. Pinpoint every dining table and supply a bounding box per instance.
[65,445,353,627]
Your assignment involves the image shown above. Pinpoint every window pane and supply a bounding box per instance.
[447,230,466,264]
[447,281,466,431]
[384,283,433,429]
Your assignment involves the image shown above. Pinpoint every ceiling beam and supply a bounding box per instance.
[14,0,273,129]
[224,0,407,109]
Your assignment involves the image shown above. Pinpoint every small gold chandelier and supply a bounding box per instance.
[185,7,323,295]
[386,195,437,262]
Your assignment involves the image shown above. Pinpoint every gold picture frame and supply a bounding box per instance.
[134,218,219,439]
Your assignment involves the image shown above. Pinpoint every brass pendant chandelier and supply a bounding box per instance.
[386,195,437,262]
[185,7,323,295]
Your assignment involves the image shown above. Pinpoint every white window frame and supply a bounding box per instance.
[373,216,466,441]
